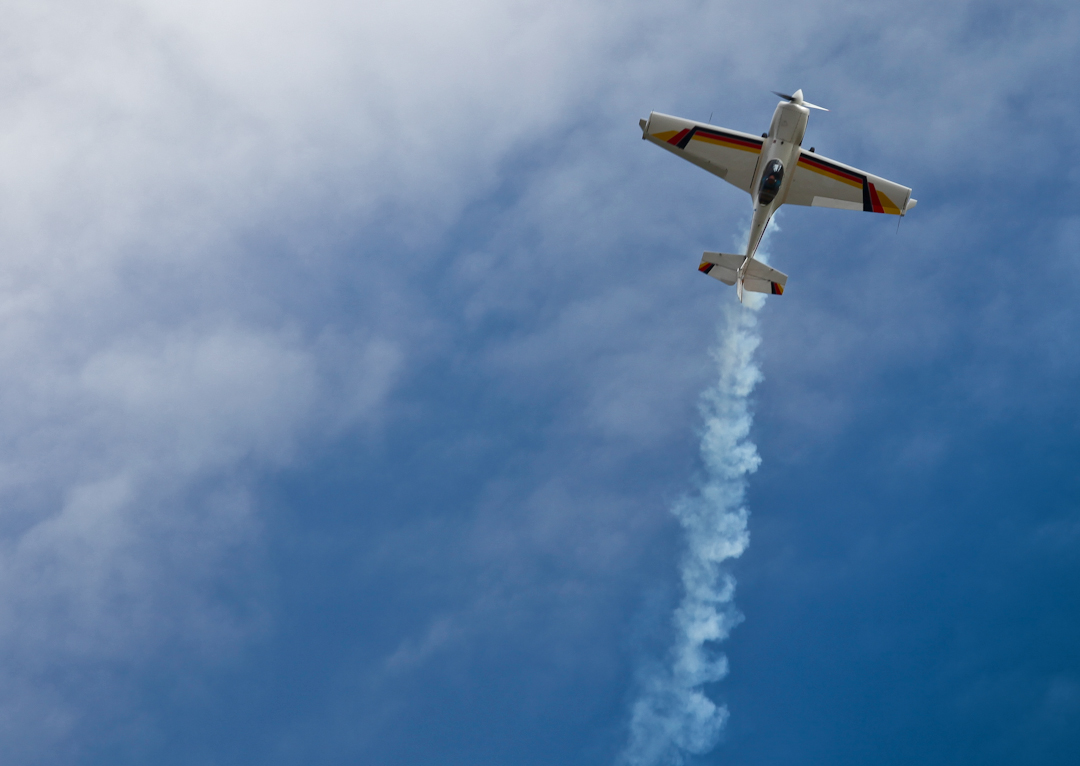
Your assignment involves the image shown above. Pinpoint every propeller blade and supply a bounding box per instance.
[772,90,830,111]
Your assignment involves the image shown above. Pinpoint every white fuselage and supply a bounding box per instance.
[745,100,810,257]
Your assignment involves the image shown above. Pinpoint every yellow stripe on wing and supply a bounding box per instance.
[876,190,902,215]
[797,158,862,189]
[690,134,761,153]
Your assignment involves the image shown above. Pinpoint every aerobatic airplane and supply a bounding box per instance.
[640,90,916,301]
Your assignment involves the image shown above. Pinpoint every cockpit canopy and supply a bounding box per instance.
[758,159,784,205]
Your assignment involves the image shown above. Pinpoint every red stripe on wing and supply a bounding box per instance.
[667,129,690,146]
[696,131,762,150]
[798,155,863,185]
[868,182,884,213]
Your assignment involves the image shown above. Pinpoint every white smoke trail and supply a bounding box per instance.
[622,234,770,765]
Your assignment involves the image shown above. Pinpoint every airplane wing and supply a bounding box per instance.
[784,149,915,215]
[641,112,763,194]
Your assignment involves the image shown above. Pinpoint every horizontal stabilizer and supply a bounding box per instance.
[698,252,788,295]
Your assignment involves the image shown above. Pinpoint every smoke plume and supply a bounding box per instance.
[621,260,766,765]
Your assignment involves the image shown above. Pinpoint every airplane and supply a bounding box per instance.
[640,90,916,301]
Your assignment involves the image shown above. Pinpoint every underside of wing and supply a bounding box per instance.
[641,112,763,194]
[785,149,914,215]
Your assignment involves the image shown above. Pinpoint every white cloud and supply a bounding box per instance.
[0,0,673,754]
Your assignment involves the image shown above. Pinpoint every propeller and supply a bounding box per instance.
[772,89,829,111]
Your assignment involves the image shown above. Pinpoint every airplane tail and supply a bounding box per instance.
[698,252,787,299]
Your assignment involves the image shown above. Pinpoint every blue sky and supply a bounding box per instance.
[0,1,1078,763]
